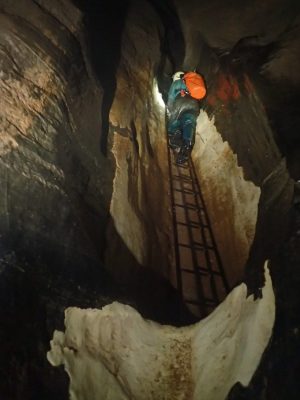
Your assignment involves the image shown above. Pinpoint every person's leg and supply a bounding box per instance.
[182,113,197,145]
[167,119,183,149]
[176,113,196,164]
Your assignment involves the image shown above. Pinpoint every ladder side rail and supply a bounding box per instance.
[188,158,220,302]
[176,162,207,317]
[190,159,230,293]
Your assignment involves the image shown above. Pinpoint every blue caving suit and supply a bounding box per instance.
[167,79,200,145]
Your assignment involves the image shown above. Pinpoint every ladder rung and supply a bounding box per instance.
[178,243,194,249]
[209,270,222,276]
[196,266,221,275]
[178,242,214,252]
[181,266,222,276]
[191,221,209,229]
[174,163,189,170]
[172,174,192,182]
[177,221,202,229]
[193,241,214,250]
[174,203,198,210]
[174,188,199,195]
[181,268,208,276]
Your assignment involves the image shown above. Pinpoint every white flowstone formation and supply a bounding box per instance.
[47,262,275,400]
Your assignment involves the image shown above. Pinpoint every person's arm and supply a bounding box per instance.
[168,80,186,102]
[167,80,186,113]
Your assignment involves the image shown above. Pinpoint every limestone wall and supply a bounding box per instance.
[106,0,172,279]
[193,111,260,286]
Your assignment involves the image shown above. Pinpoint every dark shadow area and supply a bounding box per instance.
[147,0,185,69]
[72,0,130,156]
[0,218,196,400]
[263,189,300,400]
[54,123,111,263]
[148,0,185,102]
[217,33,300,181]
[243,159,293,297]
[217,35,278,72]
[0,237,117,400]
[227,191,300,400]
[104,216,198,326]
[255,79,300,180]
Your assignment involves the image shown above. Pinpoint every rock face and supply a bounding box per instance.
[47,263,275,400]
[191,73,293,288]
[193,110,261,287]
[105,0,172,281]
[174,0,300,76]
[0,0,113,268]
[0,1,117,398]
[201,73,293,290]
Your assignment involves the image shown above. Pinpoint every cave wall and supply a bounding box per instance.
[0,1,118,397]
[0,0,113,268]
[105,0,173,280]
[190,71,294,288]
[174,0,300,71]
[209,74,292,287]
[193,110,261,287]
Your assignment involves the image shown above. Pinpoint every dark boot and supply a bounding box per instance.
[168,131,183,149]
[176,142,192,164]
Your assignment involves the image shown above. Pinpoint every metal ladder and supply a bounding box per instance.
[167,146,230,318]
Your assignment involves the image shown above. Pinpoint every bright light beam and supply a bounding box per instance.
[153,78,166,110]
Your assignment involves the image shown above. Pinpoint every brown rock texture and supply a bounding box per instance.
[105,0,173,280]
[193,73,293,289]
[0,0,113,267]
[0,3,117,397]
[193,110,261,286]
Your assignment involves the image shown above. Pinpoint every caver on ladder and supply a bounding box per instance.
[167,70,205,165]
